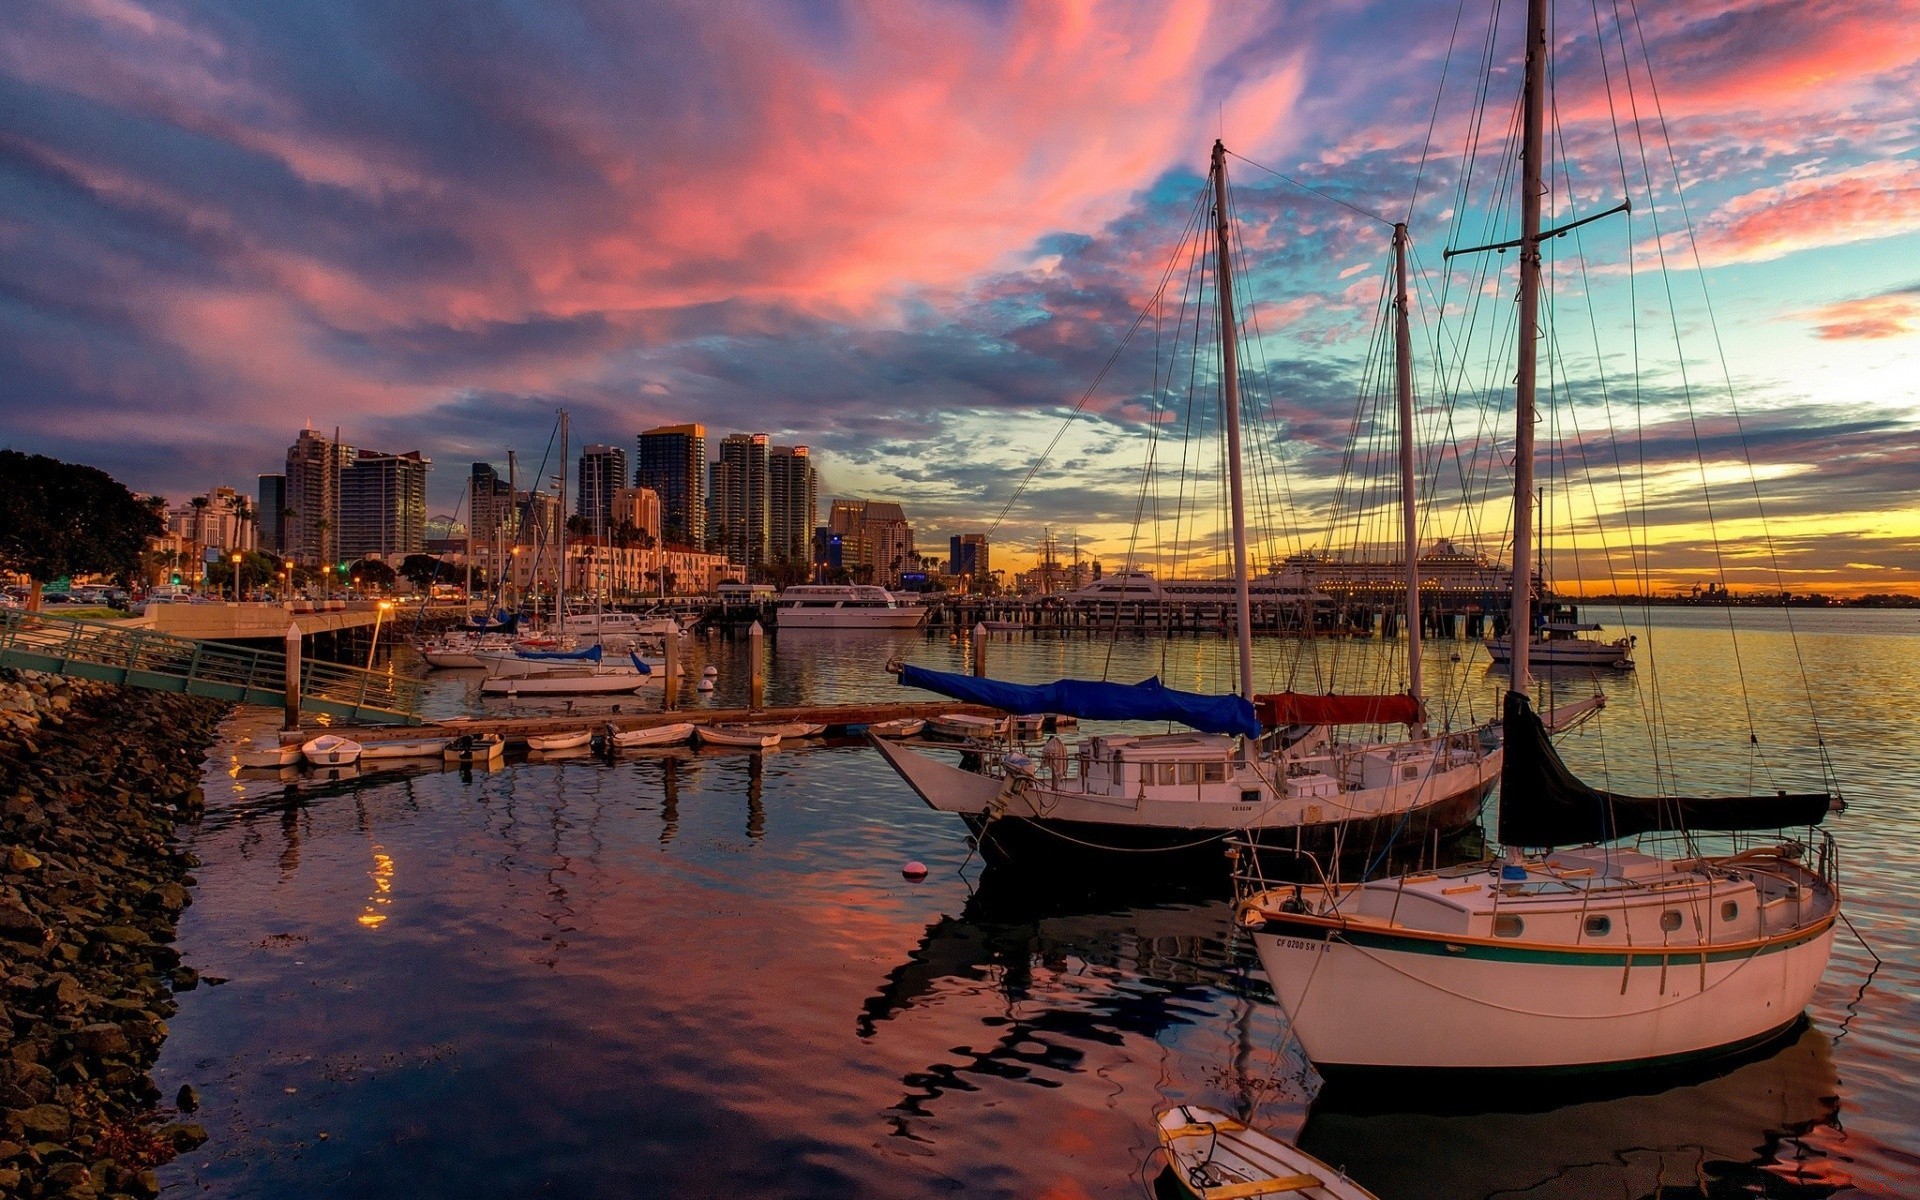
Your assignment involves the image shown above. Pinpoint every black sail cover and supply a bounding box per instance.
[1498,690,1831,847]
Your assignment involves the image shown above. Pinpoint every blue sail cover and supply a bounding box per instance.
[627,651,653,675]
[898,664,1261,739]
[467,612,519,634]
[517,644,603,662]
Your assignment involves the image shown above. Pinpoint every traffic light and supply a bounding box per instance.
[170,573,181,585]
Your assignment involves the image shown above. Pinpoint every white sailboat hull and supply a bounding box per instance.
[1251,918,1835,1072]
[1486,636,1633,668]
[481,673,652,695]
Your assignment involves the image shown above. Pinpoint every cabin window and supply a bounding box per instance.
[1241,789,1261,804]
[1157,763,1179,786]
[1660,910,1683,933]
[1202,763,1228,784]
[1177,763,1199,786]
[1721,901,1739,922]
[1583,915,1611,937]
[1493,915,1524,938]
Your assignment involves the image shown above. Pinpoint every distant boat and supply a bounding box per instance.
[776,584,926,629]
[609,722,695,748]
[696,724,782,749]
[444,733,505,764]
[300,734,361,766]
[925,712,1007,741]
[359,736,454,760]
[526,729,593,752]
[763,722,826,739]
[236,738,299,768]
[868,717,925,739]
[1157,1106,1378,1200]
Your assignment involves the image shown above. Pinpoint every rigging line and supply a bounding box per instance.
[1225,150,1396,229]
[1622,0,1835,793]
[985,178,1211,541]
[1406,0,1475,224]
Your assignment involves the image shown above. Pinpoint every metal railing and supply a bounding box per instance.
[0,609,423,723]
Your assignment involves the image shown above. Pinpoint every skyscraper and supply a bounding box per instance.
[256,474,286,553]
[635,423,706,547]
[468,463,514,551]
[716,433,771,574]
[768,445,818,567]
[576,444,628,536]
[284,428,353,568]
[339,450,430,560]
[950,533,990,588]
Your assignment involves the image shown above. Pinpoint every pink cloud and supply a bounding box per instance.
[1798,289,1920,340]
[1697,160,1920,264]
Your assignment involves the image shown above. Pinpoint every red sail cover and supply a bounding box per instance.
[1256,692,1422,728]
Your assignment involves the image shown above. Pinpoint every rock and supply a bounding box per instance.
[156,1122,207,1152]
[13,1103,71,1140]
[144,883,189,913]
[0,1166,19,1192]
[0,901,44,942]
[5,848,41,872]
[94,926,150,948]
[131,1167,161,1197]
[42,1160,91,1191]
[75,1024,130,1058]
[175,1084,198,1113]
[167,967,198,992]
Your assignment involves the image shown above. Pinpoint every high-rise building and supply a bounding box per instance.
[339,450,430,561]
[949,533,990,589]
[611,486,662,543]
[825,498,916,587]
[576,444,628,535]
[256,474,286,553]
[635,423,706,548]
[768,445,817,567]
[716,432,771,574]
[468,463,514,551]
[284,428,353,568]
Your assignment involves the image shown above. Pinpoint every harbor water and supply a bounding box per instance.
[157,609,1918,1197]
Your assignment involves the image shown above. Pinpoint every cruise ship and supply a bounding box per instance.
[775,585,927,629]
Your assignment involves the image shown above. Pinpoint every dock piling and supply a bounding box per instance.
[748,620,765,709]
[664,627,679,709]
[282,623,301,731]
[972,622,988,677]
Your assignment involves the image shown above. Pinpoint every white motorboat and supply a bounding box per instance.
[444,733,505,764]
[1487,627,1634,669]
[609,722,695,748]
[1157,1106,1378,1200]
[236,738,299,768]
[301,734,362,766]
[1239,0,1841,1077]
[868,717,925,739]
[418,631,518,669]
[775,585,926,629]
[526,729,593,751]
[695,724,782,749]
[558,609,679,640]
[924,712,1007,741]
[359,736,454,760]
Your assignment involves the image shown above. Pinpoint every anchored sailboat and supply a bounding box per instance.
[1238,0,1842,1074]
[874,142,1502,869]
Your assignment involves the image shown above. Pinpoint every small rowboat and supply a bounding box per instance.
[360,736,453,760]
[764,722,826,739]
[610,722,696,748]
[237,738,300,768]
[1156,1106,1377,1200]
[526,729,593,752]
[926,713,1006,741]
[695,724,782,749]
[301,734,362,766]
[444,733,506,764]
[868,717,925,739]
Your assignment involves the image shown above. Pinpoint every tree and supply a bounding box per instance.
[205,551,282,595]
[0,450,165,610]
[398,553,449,590]
[348,558,396,590]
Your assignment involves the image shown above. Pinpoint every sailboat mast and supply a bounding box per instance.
[1509,0,1547,697]
[1210,140,1257,704]
[1393,222,1424,729]
[558,409,569,619]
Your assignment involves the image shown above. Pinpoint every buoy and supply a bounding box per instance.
[696,678,715,692]
[703,665,718,677]
[1450,653,1461,662]
[902,861,929,881]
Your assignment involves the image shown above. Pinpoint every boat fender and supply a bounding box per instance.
[901,861,928,881]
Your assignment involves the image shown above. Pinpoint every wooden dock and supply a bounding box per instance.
[280,700,1003,747]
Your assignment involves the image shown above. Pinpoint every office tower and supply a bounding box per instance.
[611,486,662,542]
[768,445,817,567]
[284,428,353,568]
[635,423,706,547]
[576,444,628,535]
[468,463,514,550]
[716,433,771,573]
[256,474,286,553]
[339,450,430,560]
[826,498,916,587]
[950,533,989,586]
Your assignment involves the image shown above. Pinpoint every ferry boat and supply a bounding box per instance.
[776,585,927,629]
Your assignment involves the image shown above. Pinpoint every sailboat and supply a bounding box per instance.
[1237,0,1840,1074]
[874,142,1503,869]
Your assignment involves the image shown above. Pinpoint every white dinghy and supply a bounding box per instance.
[237,739,299,768]
[526,729,593,752]
[609,722,695,748]
[695,724,782,750]
[444,733,506,764]
[360,736,454,760]
[301,734,362,767]
[868,717,925,739]
[1156,1106,1378,1200]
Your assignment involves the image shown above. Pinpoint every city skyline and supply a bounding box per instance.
[1,3,1916,593]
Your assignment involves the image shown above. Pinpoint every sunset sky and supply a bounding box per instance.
[2,0,1916,594]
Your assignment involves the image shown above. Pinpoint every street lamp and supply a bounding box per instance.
[231,553,243,604]
[367,599,394,670]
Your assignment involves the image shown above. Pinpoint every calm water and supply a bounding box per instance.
[158,609,1920,1197]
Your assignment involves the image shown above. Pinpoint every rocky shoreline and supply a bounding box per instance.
[1,669,229,1199]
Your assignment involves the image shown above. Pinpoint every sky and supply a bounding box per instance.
[2,0,1917,595]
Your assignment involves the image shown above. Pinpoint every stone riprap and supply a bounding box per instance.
[1,669,228,1199]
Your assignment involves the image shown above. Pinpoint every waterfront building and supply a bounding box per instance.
[166,486,257,558]
[768,445,818,570]
[576,444,628,535]
[339,450,430,561]
[505,543,734,598]
[635,423,706,547]
[949,533,990,592]
[284,428,353,568]
[611,486,663,543]
[826,498,916,587]
[256,474,285,553]
[715,432,771,574]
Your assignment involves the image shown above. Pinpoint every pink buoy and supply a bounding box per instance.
[901,861,929,881]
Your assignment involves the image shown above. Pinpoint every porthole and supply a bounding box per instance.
[1721,901,1739,922]
[1583,915,1611,937]
[1660,910,1683,933]
[1493,915,1524,938]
